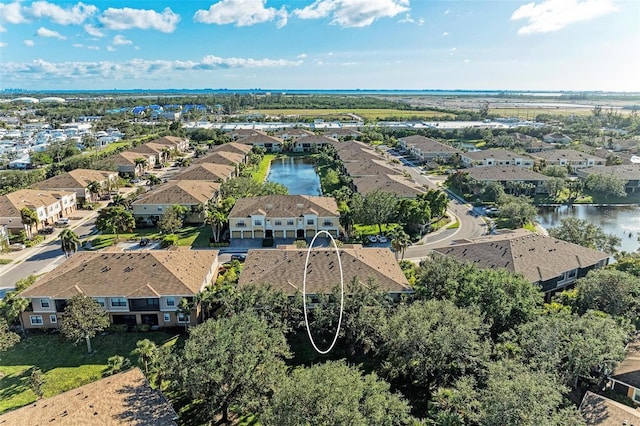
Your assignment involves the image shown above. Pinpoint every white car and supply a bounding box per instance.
[54,217,69,226]
[377,235,388,243]
[367,235,379,243]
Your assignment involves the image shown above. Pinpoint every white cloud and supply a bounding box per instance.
[194,0,287,28]
[113,34,132,45]
[36,26,66,40]
[0,42,7,48]
[87,45,99,50]
[464,59,470,63]
[106,46,115,51]
[399,13,414,23]
[294,0,410,27]
[0,25,5,33]
[417,17,424,25]
[24,39,35,47]
[99,7,180,33]
[29,1,97,25]
[84,24,104,37]
[511,0,618,35]
[0,2,27,25]
[73,43,83,48]
[444,9,449,15]
[1,55,303,82]
[297,53,307,59]
[442,31,449,36]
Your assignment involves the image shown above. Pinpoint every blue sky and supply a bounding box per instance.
[0,0,638,91]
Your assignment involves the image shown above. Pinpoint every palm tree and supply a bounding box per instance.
[176,298,193,332]
[133,339,158,375]
[20,207,39,238]
[110,194,130,209]
[59,229,80,258]
[390,229,411,261]
[133,157,148,175]
[86,180,102,203]
[2,292,29,335]
[204,198,232,243]
[146,174,162,188]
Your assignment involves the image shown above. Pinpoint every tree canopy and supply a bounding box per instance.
[549,217,621,254]
[59,295,110,354]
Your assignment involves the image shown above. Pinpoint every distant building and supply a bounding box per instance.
[576,164,640,193]
[543,133,572,144]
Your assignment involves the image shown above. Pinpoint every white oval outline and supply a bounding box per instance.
[302,230,344,355]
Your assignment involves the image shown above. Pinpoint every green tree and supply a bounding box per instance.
[176,298,193,332]
[145,174,162,187]
[381,299,491,399]
[133,339,158,375]
[415,257,543,337]
[263,361,412,426]
[157,205,184,234]
[20,207,39,238]
[29,367,45,399]
[133,157,148,174]
[0,291,29,335]
[420,189,449,219]
[172,311,290,423]
[585,173,627,199]
[563,269,640,320]
[610,252,640,277]
[59,228,80,258]
[0,318,19,353]
[549,217,621,254]
[390,228,411,261]
[497,196,537,228]
[543,177,566,198]
[105,355,131,376]
[477,361,582,426]
[86,180,102,203]
[205,197,234,243]
[59,295,110,354]
[482,182,506,203]
[95,206,136,242]
[511,309,629,387]
[356,190,397,235]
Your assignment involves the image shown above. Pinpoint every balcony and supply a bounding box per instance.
[129,298,160,312]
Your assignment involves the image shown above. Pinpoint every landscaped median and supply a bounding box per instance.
[0,331,181,414]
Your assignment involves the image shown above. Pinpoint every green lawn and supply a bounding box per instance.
[0,331,181,414]
[353,223,400,236]
[0,259,11,265]
[85,226,213,249]
[253,154,277,183]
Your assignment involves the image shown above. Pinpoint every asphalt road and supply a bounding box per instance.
[1,213,99,288]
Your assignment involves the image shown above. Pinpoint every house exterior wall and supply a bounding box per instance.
[229,214,340,239]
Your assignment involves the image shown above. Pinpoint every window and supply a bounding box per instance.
[634,389,640,403]
[323,220,333,226]
[177,313,190,323]
[254,220,262,226]
[568,269,577,278]
[307,219,314,225]
[50,315,57,324]
[163,313,171,322]
[287,220,294,226]
[111,298,127,307]
[237,221,246,228]
[40,299,50,308]
[30,315,43,326]
[166,297,175,307]
[274,220,282,226]
[95,298,105,307]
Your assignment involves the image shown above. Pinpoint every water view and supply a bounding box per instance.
[537,205,640,253]
[266,156,322,196]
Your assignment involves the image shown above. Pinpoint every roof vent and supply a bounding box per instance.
[266,203,273,210]
[296,203,304,209]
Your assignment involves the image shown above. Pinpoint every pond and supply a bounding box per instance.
[266,156,322,196]
[536,205,640,254]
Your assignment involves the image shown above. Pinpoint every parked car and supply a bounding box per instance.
[139,238,150,247]
[10,243,26,251]
[230,254,247,262]
[54,217,69,226]
[377,235,388,243]
[484,207,500,217]
[367,235,379,243]
[131,178,141,184]
[38,227,55,235]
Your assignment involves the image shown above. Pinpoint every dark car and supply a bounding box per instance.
[139,238,150,247]
[230,254,247,262]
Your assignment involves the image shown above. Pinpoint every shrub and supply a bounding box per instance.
[108,324,128,333]
[135,324,151,333]
[161,234,178,248]
[25,235,45,247]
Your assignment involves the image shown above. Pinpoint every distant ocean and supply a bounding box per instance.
[2,88,638,97]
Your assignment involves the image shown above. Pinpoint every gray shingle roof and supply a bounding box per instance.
[0,368,177,426]
[132,180,219,206]
[34,169,117,190]
[173,163,235,182]
[229,195,339,218]
[238,246,411,295]
[579,391,640,426]
[611,338,640,389]
[432,231,609,283]
[20,249,219,298]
